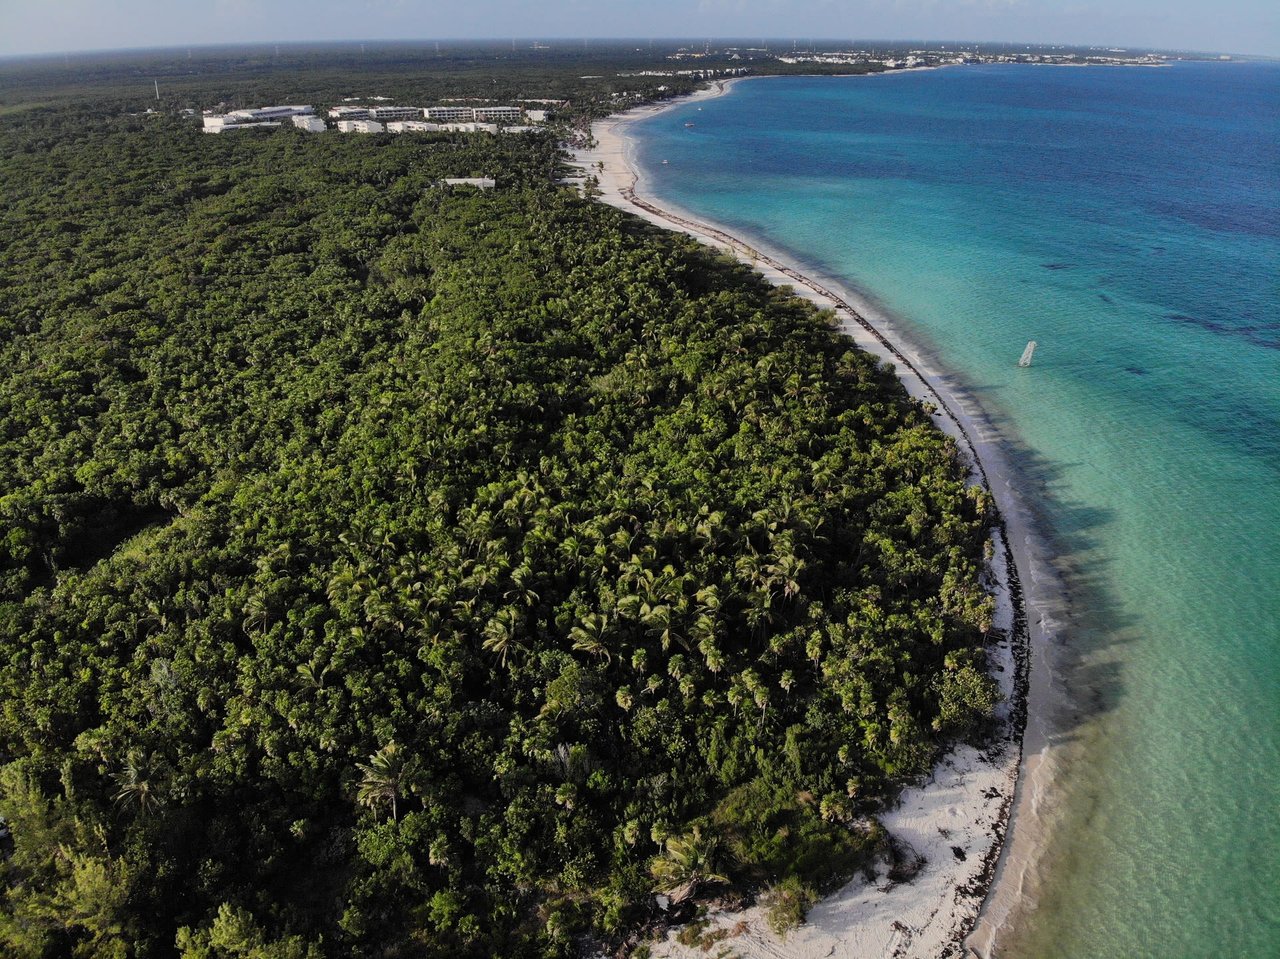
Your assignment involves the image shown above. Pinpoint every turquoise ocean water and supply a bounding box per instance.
[631,63,1280,957]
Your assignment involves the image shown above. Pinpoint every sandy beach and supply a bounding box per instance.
[569,80,1068,958]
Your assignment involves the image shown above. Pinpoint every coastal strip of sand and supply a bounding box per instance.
[569,80,1068,959]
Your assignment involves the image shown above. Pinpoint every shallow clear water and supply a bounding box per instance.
[632,63,1280,957]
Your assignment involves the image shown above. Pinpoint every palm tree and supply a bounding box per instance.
[356,742,408,822]
[642,603,677,651]
[482,608,521,666]
[504,563,540,608]
[701,642,725,675]
[765,552,806,600]
[616,685,634,711]
[112,750,163,816]
[241,592,272,636]
[570,613,612,664]
[650,827,729,903]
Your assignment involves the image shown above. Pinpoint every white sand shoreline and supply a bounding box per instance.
[569,79,1068,958]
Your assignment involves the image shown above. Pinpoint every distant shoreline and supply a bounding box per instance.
[570,77,1064,958]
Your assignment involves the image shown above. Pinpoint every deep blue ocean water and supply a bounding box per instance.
[631,62,1280,957]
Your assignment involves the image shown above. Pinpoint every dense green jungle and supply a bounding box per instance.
[0,44,996,959]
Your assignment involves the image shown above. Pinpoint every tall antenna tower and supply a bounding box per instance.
[154,80,160,101]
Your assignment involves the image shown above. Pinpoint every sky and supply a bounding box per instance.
[0,0,1276,59]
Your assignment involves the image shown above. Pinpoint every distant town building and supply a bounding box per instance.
[203,104,314,133]
[500,125,536,134]
[329,106,370,120]
[336,119,385,134]
[524,109,549,123]
[292,116,327,133]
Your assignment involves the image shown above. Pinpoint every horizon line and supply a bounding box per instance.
[1,37,1272,64]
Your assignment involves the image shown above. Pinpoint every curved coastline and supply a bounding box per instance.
[571,79,1069,958]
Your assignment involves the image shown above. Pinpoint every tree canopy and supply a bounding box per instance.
[0,75,994,959]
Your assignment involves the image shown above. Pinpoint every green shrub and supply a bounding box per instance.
[763,876,812,937]
[711,779,881,893]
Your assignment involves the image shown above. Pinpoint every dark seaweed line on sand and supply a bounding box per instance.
[617,183,1033,954]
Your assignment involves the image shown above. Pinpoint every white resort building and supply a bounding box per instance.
[472,106,522,124]
[423,106,476,123]
[203,102,537,137]
[203,105,315,133]
[441,177,496,189]
[386,121,442,134]
[336,119,385,134]
[368,106,421,122]
[434,122,499,134]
